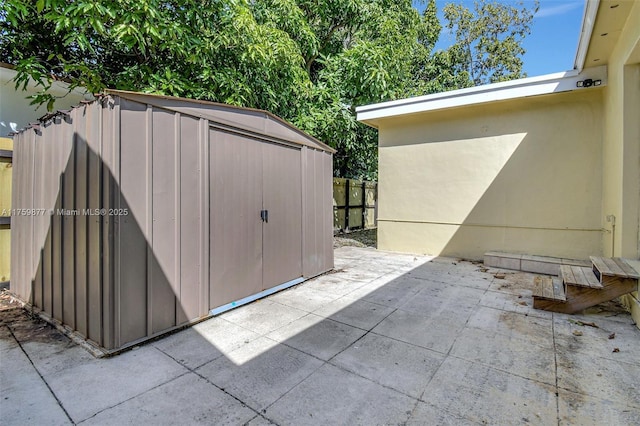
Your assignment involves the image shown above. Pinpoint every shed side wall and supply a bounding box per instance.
[116,101,216,348]
[10,101,115,348]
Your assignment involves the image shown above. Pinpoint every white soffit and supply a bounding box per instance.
[579,0,636,70]
[574,0,600,72]
[356,66,607,125]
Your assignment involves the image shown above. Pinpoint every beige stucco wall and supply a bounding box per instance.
[598,1,640,326]
[376,89,604,260]
[600,0,639,259]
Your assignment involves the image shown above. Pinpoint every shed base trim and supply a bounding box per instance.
[209,277,305,316]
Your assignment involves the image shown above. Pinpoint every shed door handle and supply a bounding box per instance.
[260,210,269,223]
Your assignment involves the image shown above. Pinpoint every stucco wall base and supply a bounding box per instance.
[378,221,602,261]
[619,292,640,331]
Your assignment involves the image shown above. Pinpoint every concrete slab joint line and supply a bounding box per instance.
[1,247,639,425]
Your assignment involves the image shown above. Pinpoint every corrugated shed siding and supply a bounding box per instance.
[61,111,76,331]
[302,148,334,277]
[150,107,179,334]
[9,107,88,342]
[10,102,116,348]
[177,115,205,323]
[117,103,215,347]
[12,93,333,353]
[118,99,149,345]
[101,99,116,349]
[86,103,103,343]
[51,117,63,324]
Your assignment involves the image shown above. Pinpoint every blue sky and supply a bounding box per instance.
[414,0,586,77]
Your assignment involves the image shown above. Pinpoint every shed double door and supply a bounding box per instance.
[210,130,302,309]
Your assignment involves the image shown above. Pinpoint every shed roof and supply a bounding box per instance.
[109,90,335,153]
[12,88,334,154]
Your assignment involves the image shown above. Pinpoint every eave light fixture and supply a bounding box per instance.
[576,78,602,88]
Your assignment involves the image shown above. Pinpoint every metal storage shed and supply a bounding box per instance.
[10,90,335,354]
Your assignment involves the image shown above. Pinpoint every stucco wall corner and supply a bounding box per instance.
[619,292,640,331]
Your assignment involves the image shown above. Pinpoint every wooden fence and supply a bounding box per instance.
[333,178,377,232]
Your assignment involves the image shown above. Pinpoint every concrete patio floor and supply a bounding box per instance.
[2,246,639,425]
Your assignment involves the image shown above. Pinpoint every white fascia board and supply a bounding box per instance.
[574,0,600,72]
[356,66,607,124]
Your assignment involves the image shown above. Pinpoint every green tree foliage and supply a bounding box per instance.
[0,0,537,179]
[443,0,539,85]
[1,0,310,119]
[255,0,425,178]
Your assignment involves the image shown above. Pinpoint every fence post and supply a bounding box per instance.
[361,180,366,230]
[374,182,378,228]
[344,179,350,232]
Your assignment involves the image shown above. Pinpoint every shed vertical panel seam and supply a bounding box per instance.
[174,112,181,324]
[67,109,77,330]
[199,118,210,316]
[12,135,19,296]
[38,129,45,310]
[146,104,153,337]
[260,142,264,289]
[113,97,122,348]
[101,99,112,348]
[45,121,53,318]
[301,146,307,277]
[37,128,45,310]
[84,104,91,342]
[84,105,91,338]
[71,112,77,329]
[56,115,65,322]
[26,129,37,306]
[205,122,210,313]
[97,104,104,346]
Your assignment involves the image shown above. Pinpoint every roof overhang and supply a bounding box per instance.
[574,0,600,71]
[357,0,638,128]
[574,0,635,71]
[356,66,607,128]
